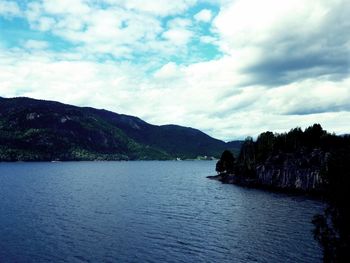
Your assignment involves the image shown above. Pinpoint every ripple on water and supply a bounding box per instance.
[0,161,323,263]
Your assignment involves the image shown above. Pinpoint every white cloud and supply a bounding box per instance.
[41,0,90,15]
[212,0,349,54]
[104,0,197,16]
[162,29,193,46]
[22,40,49,50]
[199,35,217,44]
[1,0,350,141]
[194,9,213,22]
[0,1,21,17]
[161,18,194,46]
[0,48,143,108]
[154,62,181,79]
[210,0,350,88]
[24,1,198,58]
[1,44,350,140]
[167,17,192,28]
[264,78,350,115]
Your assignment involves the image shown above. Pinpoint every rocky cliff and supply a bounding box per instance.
[210,149,329,194]
[255,149,328,193]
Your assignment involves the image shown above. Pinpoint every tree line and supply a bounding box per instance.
[216,124,350,262]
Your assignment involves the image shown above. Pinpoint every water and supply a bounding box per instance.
[0,161,324,262]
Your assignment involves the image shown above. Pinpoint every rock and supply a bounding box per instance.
[255,150,327,192]
[26,112,40,120]
[207,174,223,180]
[209,149,328,194]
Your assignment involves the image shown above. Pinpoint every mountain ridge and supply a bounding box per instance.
[0,96,242,161]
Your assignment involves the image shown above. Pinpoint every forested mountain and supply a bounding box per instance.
[0,97,241,161]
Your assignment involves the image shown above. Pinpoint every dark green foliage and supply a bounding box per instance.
[215,159,224,173]
[226,123,350,262]
[236,136,256,178]
[0,96,241,161]
[304,124,327,148]
[233,124,334,174]
[255,131,275,162]
[312,137,350,263]
[216,150,235,174]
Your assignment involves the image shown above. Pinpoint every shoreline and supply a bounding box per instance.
[207,173,324,199]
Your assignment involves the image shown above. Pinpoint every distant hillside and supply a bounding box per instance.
[226,140,244,156]
[0,97,242,161]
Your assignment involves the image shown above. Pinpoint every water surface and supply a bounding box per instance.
[0,161,323,262]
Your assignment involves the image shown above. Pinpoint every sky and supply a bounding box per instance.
[0,0,349,141]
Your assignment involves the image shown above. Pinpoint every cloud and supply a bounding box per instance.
[1,43,350,140]
[1,0,350,141]
[272,79,350,115]
[104,0,197,16]
[24,1,200,60]
[22,40,49,50]
[40,0,90,15]
[199,35,217,44]
[212,0,350,86]
[162,29,193,46]
[194,9,213,22]
[0,48,143,107]
[0,1,21,17]
[154,62,181,79]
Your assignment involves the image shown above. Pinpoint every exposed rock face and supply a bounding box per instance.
[26,112,40,120]
[209,149,328,194]
[255,149,328,192]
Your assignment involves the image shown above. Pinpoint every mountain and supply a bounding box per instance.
[0,97,241,161]
[226,140,244,155]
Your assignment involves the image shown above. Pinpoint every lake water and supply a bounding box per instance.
[0,161,324,262]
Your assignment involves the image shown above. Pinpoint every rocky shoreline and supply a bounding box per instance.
[209,148,327,196]
[207,169,324,196]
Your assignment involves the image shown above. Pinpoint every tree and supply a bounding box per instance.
[216,159,224,174]
[237,137,256,177]
[313,147,350,263]
[255,131,275,162]
[216,150,235,174]
[304,123,326,148]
